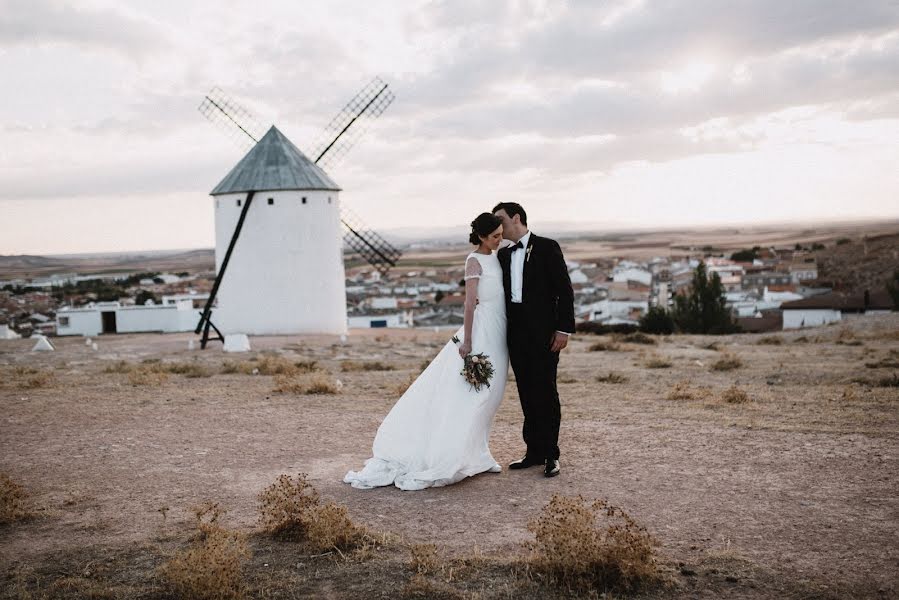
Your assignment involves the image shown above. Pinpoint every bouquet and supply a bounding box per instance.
[452,335,495,392]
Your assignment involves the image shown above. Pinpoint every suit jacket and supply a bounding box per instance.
[498,233,575,340]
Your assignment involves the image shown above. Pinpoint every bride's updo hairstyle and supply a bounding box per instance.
[469,212,502,245]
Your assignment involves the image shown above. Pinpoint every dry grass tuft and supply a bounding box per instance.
[865,358,899,369]
[721,385,751,404]
[127,367,169,386]
[526,494,662,594]
[596,372,628,384]
[165,361,213,378]
[588,341,621,352]
[643,355,672,369]
[257,473,370,554]
[756,335,783,345]
[158,502,250,600]
[667,381,698,401]
[2,366,54,389]
[619,332,657,345]
[401,574,464,599]
[392,374,417,395]
[272,373,340,395]
[711,354,743,371]
[409,543,440,575]
[793,336,809,343]
[1,473,34,524]
[340,360,396,372]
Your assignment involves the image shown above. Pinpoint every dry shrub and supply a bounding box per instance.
[409,543,439,575]
[272,373,340,395]
[0,473,33,524]
[701,341,721,351]
[619,332,656,345]
[793,336,809,343]
[667,381,696,401]
[865,358,899,369]
[589,341,621,352]
[875,373,899,388]
[392,374,417,396]
[401,574,464,599]
[721,385,751,404]
[257,473,368,553]
[341,360,396,372]
[711,354,742,371]
[756,335,783,345]
[103,360,135,374]
[526,495,661,594]
[644,355,672,369]
[165,361,212,378]
[596,372,627,384]
[158,502,249,600]
[21,370,53,389]
[127,367,169,386]
[840,386,860,402]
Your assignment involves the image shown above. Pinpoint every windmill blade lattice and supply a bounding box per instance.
[341,206,402,275]
[310,76,395,172]
[198,87,270,152]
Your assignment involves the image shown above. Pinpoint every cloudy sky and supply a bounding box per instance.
[2,0,898,254]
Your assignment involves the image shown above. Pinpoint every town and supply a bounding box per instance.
[3,229,895,341]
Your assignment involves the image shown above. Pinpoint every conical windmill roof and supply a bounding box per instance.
[211,126,340,195]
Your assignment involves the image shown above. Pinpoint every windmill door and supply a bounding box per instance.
[101,311,117,334]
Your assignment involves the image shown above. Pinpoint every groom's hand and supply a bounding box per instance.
[549,332,569,353]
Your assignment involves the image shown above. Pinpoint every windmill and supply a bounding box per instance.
[194,78,401,348]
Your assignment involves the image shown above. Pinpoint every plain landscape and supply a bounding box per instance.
[2,313,898,599]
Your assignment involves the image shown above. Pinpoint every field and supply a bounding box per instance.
[1,315,898,599]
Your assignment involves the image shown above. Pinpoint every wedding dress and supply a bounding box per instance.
[344,251,509,491]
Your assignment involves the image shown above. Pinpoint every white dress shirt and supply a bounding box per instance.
[510,231,530,304]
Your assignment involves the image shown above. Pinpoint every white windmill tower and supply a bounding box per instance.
[195,79,400,347]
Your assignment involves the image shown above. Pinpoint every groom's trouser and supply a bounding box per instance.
[507,303,561,461]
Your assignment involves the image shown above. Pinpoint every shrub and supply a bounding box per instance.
[341,360,395,372]
[127,367,169,386]
[756,336,783,345]
[596,372,628,384]
[865,358,899,369]
[273,373,340,395]
[588,341,621,352]
[621,332,657,345]
[638,306,674,335]
[575,322,638,335]
[644,356,672,369]
[0,473,33,524]
[667,381,695,401]
[721,386,751,404]
[526,495,661,593]
[158,517,249,600]
[710,354,742,371]
[257,473,368,553]
[166,361,212,378]
[409,544,439,575]
[392,374,417,396]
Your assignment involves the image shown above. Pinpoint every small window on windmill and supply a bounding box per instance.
[302,197,307,205]
[268,197,274,205]
[236,199,242,207]
[59,316,70,326]
[328,196,332,204]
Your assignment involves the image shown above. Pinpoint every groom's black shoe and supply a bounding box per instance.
[544,459,560,478]
[509,456,541,470]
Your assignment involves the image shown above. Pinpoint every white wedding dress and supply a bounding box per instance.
[344,251,509,491]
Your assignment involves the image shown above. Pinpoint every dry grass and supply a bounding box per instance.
[526,494,662,594]
[793,336,810,343]
[1,473,33,524]
[596,372,628,384]
[127,367,169,386]
[666,381,709,401]
[865,358,899,369]
[392,374,418,395]
[165,361,213,378]
[644,355,672,369]
[220,355,319,376]
[588,340,622,352]
[272,372,341,395]
[756,335,783,345]
[721,385,752,404]
[710,354,743,371]
[158,501,250,600]
[401,574,465,599]
[409,543,440,575]
[2,365,54,389]
[341,360,396,372]
[257,473,370,554]
[619,332,657,345]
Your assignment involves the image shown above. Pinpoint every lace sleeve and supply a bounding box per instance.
[464,255,482,280]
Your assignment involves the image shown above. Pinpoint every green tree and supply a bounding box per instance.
[639,305,674,335]
[672,262,738,334]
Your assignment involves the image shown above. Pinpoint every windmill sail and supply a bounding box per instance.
[198,81,402,274]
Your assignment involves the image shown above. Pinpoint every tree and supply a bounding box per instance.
[887,270,899,310]
[135,290,158,306]
[639,306,674,335]
[434,290,445,304]
[672,262,738,334]
[730,248,758,262]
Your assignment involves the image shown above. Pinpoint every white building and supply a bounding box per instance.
[348,312,412,328]
[209,126,347,335]
[612,267,652,287]
[56,294,208,336]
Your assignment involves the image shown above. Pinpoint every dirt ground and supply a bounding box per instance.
[1,315,898,599]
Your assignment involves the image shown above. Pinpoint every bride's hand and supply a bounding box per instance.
[458,341,472,358]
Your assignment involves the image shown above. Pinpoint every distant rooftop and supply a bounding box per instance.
[211,126,340,195]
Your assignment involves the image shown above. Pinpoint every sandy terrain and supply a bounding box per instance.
[1,316,898,598]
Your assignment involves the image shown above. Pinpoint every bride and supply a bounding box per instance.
[344,213,509,491]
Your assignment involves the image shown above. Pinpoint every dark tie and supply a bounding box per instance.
[510,241,524,252]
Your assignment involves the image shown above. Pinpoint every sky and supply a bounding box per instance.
[1,0,898,254]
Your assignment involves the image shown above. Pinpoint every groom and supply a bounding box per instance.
[493,202,575,478]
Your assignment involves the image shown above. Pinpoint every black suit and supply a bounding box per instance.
[498,233,575,461]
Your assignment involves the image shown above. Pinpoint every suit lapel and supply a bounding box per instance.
[499,247,512,301]
[522,233,537,300]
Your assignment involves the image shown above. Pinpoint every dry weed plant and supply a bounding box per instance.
[596,372,628,384]
[409,543,440,575]
[165,361,212,378]
[340,360,396,372]
[401,574,464,599]
[667,381,697,401]
[793,336,809,343]
[710,354,742,371]
[720,385,751,404]
[618,332,656,345]
[392,374,417,395]
[526,494,662,594]
[643,355,672,369]
[756,335,783,345]
[589,340,622,352]
[840,386,860,402]
[127,367,169,386]
[557,372,578,384]
[272,372,340,395]
[158,501,250,600]
[701,341,722,351]
[257,473,370,554]
[865,357,899,369]
[0,473,33,524]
